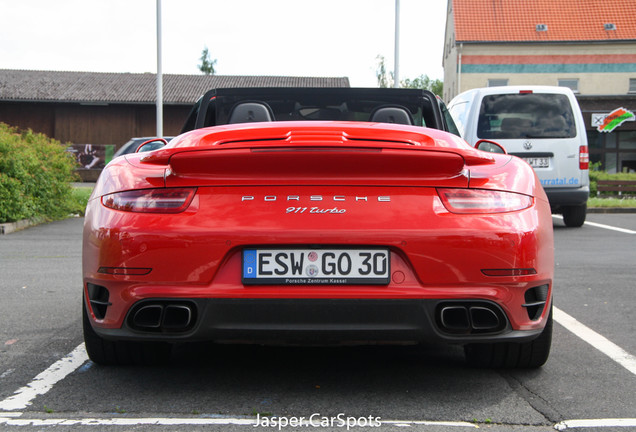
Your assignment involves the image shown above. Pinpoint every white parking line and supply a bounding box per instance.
[0,416,479,428]
[0,417,256,427]
[0,344,88,411]
[552,215,636,234]
[553,307,636,376]
[582,220,636,234]
[554,418,636,430]
[382,420,476,428]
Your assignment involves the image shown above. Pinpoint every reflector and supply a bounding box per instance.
[98,267,152,275]
[481,268,537,276]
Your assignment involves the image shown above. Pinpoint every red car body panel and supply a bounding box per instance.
[83,121,553,348]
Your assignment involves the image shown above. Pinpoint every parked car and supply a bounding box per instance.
[113,137,174,158]
[83,88,553,368]
[448,86,589,227]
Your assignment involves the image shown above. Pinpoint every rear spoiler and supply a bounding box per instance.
[164,146,471,187]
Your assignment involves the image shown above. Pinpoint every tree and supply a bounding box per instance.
[375,55,443,97]
[401,75,443,97]
[198,47,217,75]
[375,55,394,88]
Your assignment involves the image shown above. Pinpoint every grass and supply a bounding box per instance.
[588,196,636,208]
[70,186,93,216]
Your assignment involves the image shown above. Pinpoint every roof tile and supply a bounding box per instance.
[453,0,636,42]
[0,70,350,104]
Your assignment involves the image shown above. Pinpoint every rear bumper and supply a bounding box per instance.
[545,186,589,210]
[90,298,546,345]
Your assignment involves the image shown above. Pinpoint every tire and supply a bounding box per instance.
[83,300,172,366]
[464,306,553,368]
[562,204,587,227]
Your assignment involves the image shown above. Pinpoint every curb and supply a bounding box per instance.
[0,217,47,235]
[587,207,636,213]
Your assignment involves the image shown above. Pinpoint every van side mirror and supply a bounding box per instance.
[136,138,168,153]
[476,139,507,154]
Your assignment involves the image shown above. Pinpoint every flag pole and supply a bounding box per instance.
[156,0,163,137]
[394,0,400,88]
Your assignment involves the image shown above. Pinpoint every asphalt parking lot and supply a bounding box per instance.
[0,214,635,431]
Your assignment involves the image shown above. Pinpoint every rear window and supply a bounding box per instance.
[477,93,576,139]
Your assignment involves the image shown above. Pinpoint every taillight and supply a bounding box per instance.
[579,145,589,170]
[437,188,533,214]
[102,188,196,213]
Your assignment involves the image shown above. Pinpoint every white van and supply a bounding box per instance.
[448,86,589,227]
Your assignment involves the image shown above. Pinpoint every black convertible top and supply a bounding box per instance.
[181,87,459,136]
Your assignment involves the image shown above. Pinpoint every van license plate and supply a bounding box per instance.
[523,157,549,168]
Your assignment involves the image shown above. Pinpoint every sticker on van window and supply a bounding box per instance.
[593,108,635,133]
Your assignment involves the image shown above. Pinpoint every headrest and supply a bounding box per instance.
[228,102,274,124]
[369,106,413,125]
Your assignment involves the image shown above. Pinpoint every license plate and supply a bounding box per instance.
[242,248,390,285]
[523,157,550,168]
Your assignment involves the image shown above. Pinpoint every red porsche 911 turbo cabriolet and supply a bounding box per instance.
[82,88,553,367]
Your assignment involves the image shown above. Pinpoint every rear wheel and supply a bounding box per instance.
[562,204,587,227]
[464,306,552,368]
[83,301,172,366]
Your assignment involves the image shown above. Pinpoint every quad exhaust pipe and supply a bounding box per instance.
[129,302,195,332]
[438,303,505,334]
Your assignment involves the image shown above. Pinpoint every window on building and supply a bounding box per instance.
[487,79,508,87]
[629,78,636,93]
[586,131,636,173]
[558,79,579,93]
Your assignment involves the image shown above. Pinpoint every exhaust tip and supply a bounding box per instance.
[469,306,501,331]
[133,305,163,329]
[162,305,192,329]
[128,301,196,333]
[440,306,470,332]
[436,301,507,335]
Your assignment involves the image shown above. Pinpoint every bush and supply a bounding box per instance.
[0,123,81,223]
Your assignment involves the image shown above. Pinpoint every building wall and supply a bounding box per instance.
[442,1,458,102]
[461,43,635,95]
[0,102,191,147]
[442,2,636,101]
[444,42,636,100]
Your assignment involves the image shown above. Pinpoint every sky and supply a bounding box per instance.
[0,0,448,87]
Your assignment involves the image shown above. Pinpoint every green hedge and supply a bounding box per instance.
[0,123,81,223]
[589,165,636,196]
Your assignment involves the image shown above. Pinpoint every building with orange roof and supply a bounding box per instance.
[443,0,636,173]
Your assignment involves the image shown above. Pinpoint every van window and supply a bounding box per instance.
[477,93,576,139]
[448,100,469,137]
